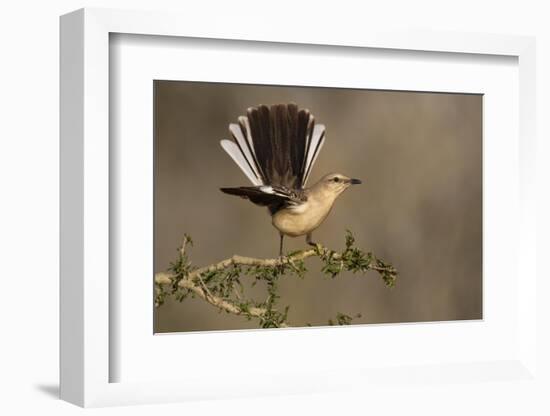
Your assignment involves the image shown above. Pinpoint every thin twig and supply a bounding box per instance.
[158,271,269,318]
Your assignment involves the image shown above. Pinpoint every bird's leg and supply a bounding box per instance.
[277,234,285,273]
[306,232,317,247]
[306,233,323,254]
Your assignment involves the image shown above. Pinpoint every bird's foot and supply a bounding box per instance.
[307,240,324,254]
[276,255,287,274]
[306,233,319,250]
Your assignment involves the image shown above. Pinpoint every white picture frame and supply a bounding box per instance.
[60,7,537,407]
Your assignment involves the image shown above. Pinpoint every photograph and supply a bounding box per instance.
[153,81,482,333]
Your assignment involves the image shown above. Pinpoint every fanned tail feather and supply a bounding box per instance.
[221,103,325,190]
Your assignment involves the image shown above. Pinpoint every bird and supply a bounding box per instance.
[219,103,362,256]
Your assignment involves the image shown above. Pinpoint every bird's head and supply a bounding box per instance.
[316,173,362,198]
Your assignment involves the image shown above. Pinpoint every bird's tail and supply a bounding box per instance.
[220,103,326,189]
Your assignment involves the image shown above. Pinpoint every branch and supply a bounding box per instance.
[155,271,270,320]
[157,250,315,284]
[155,231,397,328]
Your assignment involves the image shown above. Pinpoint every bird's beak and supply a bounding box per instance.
[350,178,362,185]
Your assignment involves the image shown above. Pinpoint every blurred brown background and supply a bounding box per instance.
[154,81,482,333]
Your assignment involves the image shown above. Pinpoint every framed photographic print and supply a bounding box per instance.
[60,8,538,408]
[152,81,482,334]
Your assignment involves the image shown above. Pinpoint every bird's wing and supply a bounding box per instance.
[220,103,325,189]
[220,185,306,211]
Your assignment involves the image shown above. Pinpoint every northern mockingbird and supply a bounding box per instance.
[220,103,361,256]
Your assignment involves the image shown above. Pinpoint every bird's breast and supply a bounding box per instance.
[272,197,335,237]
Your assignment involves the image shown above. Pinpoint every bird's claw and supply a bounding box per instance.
[277,255,289,264]
[276,256,287,274]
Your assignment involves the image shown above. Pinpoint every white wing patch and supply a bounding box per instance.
[220,140,262,186]
[260,185,300,202]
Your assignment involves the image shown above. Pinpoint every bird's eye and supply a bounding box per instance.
[333,177,340,182]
